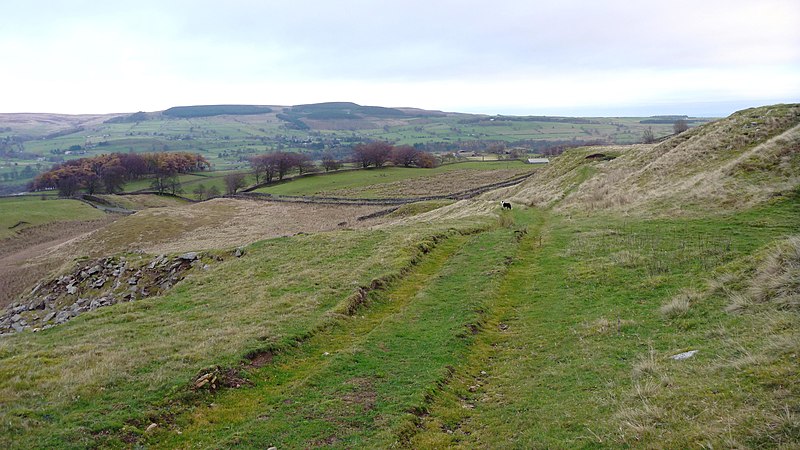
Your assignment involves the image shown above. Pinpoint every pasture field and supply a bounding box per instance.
[0,196,106,240]
[0,194,797,448]
[254,161,535,198]
[118,169,256,197]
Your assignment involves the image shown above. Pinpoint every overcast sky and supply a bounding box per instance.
[2,0,798,116]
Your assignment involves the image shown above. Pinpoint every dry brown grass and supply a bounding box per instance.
[748,236,800,310]
[43,198,393,260]
[498,104,800,216]
[0,217,119,307]
[659,289,700,319]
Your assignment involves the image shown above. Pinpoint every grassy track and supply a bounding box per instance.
[410,195,800,447]
[145,222,522,447]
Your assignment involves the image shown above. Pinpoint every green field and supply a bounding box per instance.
[254,161,533,197]
[0,196,106,239]
[0,105,795,448]
[0,106,708,195]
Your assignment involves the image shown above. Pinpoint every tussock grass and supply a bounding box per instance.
[659,289,699,319]
[748,236,800,309]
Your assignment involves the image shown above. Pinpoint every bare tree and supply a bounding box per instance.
[391,145,419,167]
[322,153,342,172]
[192,183,208,200]
[207,185,221,198]
[642,127,656,144]
[352,142,393,168]
[224,173,247,194]
[673,119,689,134]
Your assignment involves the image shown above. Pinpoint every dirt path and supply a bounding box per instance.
[0,217,119,308]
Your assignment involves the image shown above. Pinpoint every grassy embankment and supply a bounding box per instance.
[0,196,106,240]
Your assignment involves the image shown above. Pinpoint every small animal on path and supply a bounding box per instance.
[501,201,512,210]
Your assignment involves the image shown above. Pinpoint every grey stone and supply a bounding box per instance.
[11,314,22,323]
[129,277,139,285]
[89,300,102,310]
[87,265,101,275]
[179,252,199,261]
[12,305,27,314]
[11,322,24,333]
[43,311,56,322]
[671,350,698,360]
[92,277,107,288]
[234,247,244,257]
[55,311,71,324]
[66,284,78,295]
[28,298,45,310]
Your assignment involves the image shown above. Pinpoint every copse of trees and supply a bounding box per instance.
[249,151,318,184]
[355,141,437,168]
[353,142,393,168]
[30,152,209,197]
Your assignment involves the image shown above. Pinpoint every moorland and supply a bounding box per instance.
[0,103,797,448]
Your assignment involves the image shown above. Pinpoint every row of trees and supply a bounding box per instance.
[245,143,437,189]
[30,152,209,196]
[248,151,317,185]
[352,142,436,169]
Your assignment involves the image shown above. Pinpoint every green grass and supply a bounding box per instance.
[1,194,797,447]
[409,195,800,447]
[254,161,531,197]
[0,216,493,448]
[149,224,520,448]
[0,196,107,239]
[116,169,255,197]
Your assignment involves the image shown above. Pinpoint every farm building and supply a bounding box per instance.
[526,158,550,164]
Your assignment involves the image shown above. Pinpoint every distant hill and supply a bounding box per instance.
[162,104,274,118]
[0,103,713,194]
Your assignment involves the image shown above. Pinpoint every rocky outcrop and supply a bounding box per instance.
[0,252,211,335]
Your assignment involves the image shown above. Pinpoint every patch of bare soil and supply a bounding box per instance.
[0,217,119,308]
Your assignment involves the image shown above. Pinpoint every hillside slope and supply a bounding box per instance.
[0,105,797,448]
[501,103,800,214]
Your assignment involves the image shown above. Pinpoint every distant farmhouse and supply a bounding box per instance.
[526,158,550,164]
